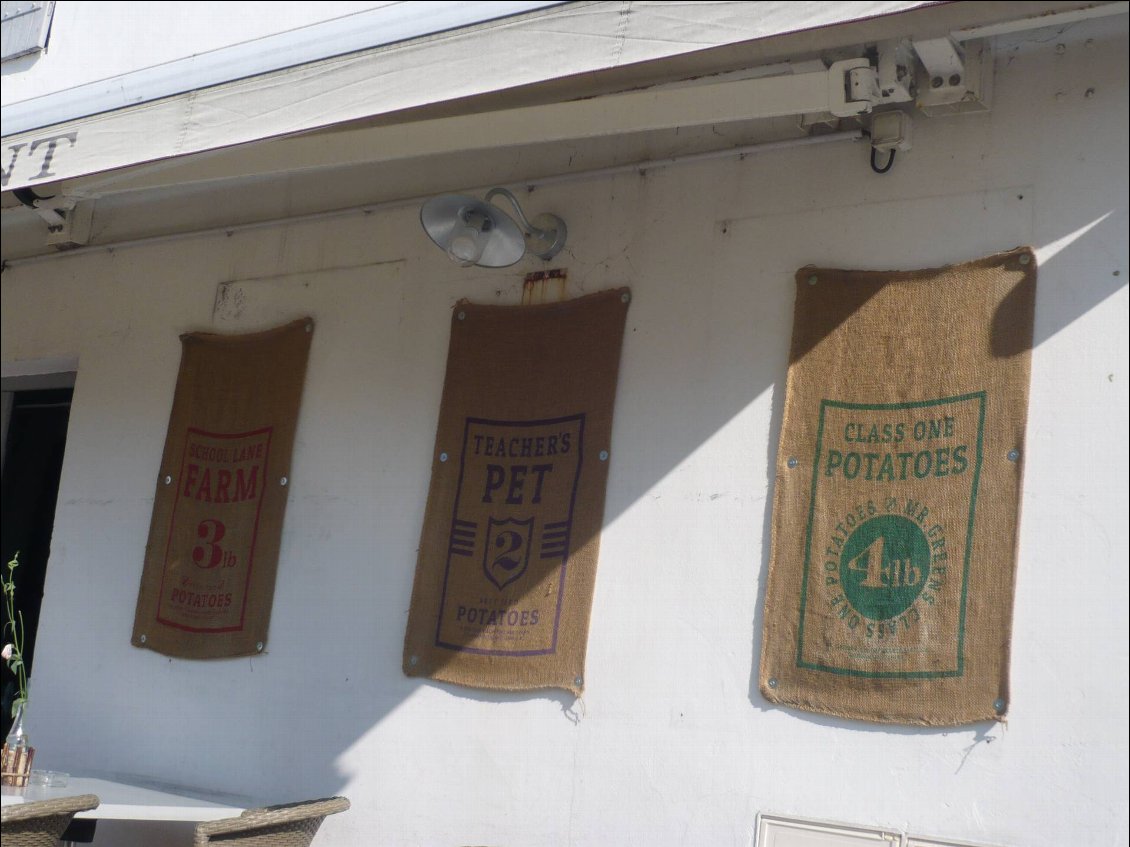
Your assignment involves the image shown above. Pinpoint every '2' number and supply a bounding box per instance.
[492,531,524,573]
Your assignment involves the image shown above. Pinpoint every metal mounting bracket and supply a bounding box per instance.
[12,189,94,246]
[913,37,992,115]
[828,58,879,117]
[876,39,916,104]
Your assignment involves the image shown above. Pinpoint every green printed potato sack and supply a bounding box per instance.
[760,249,1035,725]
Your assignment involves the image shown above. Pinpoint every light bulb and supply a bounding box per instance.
[447,227,483,266]
[446,209,491,267]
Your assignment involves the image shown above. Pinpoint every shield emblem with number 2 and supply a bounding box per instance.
[483,517,534,590]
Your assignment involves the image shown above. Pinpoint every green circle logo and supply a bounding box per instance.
[840,515,930,620]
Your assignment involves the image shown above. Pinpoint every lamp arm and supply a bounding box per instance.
[484,187,547,238]
[483,186,567,261]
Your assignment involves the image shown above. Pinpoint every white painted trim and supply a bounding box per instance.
[951,0,1128,40]
[0,360,77,474]
[1,130,863,267]
[755,812,903,846]
[1,354,79,379]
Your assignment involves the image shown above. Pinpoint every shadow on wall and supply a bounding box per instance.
[19,131,1127,825]
[741,200,1126,732]
[269,187,1122,795]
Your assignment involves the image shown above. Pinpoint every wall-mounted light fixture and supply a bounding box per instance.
[420,187,566,268]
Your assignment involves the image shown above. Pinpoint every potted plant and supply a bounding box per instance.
[1,553,34,787]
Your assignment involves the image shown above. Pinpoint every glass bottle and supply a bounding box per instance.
[2,702,34,786]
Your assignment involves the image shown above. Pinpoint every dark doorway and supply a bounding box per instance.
[1,387,72,738]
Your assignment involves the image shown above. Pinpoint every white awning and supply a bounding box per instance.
[1,1,934,192]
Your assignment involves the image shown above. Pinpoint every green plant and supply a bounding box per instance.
[2,553,28,720]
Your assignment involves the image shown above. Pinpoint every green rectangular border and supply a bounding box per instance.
[795,392,986,679]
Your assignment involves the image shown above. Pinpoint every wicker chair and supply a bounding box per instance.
[1,793,100,847]
[194,796,349,846]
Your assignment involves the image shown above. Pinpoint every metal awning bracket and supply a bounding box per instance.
[12,188,94,246]
[828,58,879,117]
[876,39,915,103]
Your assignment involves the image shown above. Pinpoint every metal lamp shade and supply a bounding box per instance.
[420,194,527,268]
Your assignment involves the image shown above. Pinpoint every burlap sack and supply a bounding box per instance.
[404,289,630,695]
[132,318,313,659]
[760,249,1036,725]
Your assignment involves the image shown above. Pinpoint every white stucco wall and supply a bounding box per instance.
[1,16,1127,847]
